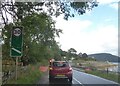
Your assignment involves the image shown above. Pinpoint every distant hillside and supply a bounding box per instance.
[88,53,120,62]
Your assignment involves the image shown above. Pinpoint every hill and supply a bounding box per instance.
[88,53,120,62]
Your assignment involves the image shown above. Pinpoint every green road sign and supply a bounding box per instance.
[10,27,23,57]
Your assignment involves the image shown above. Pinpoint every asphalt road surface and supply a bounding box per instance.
[37,69,120,86]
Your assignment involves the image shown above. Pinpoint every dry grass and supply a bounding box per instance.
[73,60,118,70]
[86,61,117,69]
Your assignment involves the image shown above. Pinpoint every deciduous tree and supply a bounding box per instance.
[1,0,98,25]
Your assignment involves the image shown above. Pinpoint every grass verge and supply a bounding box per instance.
[86,70,119,83]
[7,63,43,84]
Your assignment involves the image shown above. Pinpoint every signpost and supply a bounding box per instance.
[10,27,23,57]
[10,27,23,80]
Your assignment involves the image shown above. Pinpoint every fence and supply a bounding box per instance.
[2,70,16,84]
[2,64,27,85]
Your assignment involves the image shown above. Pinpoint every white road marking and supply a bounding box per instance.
[74,70,119,84]
[72,81,74,84]
[73,77,84,86]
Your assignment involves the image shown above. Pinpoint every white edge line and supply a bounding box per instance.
[74,70,119,85]
[73,77,84,86]
[72,81,74,84]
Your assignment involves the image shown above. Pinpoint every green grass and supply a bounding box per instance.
[4,59,49,84]
[7,63,43,84]
[86,70,119,83]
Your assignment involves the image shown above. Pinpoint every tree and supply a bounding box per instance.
[60,49,67,57]
[78,52,82,57]
[2,13,62,64]
[67,48,77,60]
[68,48,77,54]
[0,1,98,25]
[82,53,88,58]
[2,23,13,60]
[21,13,62,45]
[48,41,61,61]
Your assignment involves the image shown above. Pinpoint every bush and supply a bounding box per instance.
[7,63,42,84]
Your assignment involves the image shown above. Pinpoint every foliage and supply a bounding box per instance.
[7,63,42,84]
[21,13,61,44]
[68,48,77,54]
[2,13,62,64]
[60,50,67,57]
[82,53,88,58]
[1,0,98,25]
[50,41,61,60]
[60,48,92,61]
[2,23,14,59]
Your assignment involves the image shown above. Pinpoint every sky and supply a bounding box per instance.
[53,0,119,56]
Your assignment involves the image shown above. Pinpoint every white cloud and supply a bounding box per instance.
[97,0,119,10]
[89,25,118,55]
[110,3,118,10]
[97,0,119,5]
[54,15,118,55]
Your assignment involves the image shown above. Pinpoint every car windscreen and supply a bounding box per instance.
[53,62,69,67]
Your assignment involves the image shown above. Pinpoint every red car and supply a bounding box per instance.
[49,61,73,83]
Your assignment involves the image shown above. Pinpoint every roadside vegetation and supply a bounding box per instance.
[72,59,119,83]
[2,11,62,84]
[7,64,41,84]
[6,61,48,84]
[87,70,119,83]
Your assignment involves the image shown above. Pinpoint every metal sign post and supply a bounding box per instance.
[10,27,23,80]
[15,57,18,80]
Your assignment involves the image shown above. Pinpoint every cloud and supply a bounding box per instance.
[97,0,119,10]
[54,15,118,56]
[73,25,118,55]
[53,15,92,32]
[109,3,118,10]
[97,0,119,5]
[90,25,118,55]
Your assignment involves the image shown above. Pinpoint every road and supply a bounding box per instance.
[37,69,120,86]
[73,70,119,86]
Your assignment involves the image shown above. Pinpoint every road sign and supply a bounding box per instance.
[10,27,23,57]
